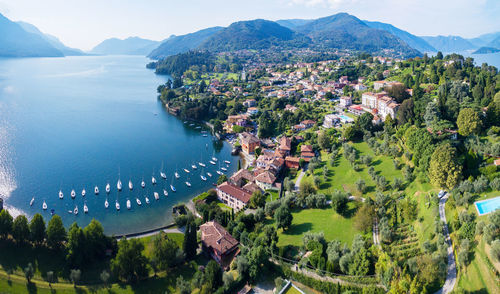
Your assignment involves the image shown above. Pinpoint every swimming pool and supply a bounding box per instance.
[475,196,500,216]
[339,115,354,123]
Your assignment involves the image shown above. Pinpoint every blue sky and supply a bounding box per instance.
[0,0,498,50]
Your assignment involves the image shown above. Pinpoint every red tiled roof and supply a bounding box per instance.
[200,221,239,255]
[280,136,291,151]
[301,145,313,152]
[229,169,254,184]
[285,156,300,163]
[255,171,276,184]
[217,182,252,204]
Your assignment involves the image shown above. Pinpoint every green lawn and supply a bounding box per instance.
[276,202,363,248]
[301,142,404,199]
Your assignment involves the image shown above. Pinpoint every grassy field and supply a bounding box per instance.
[0,232,196,294]
[301,142,403,199]
[276,202,363,248]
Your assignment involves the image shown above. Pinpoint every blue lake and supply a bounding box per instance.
[0,55,237,235]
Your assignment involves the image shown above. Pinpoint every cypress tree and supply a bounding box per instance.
[183,222,197,260]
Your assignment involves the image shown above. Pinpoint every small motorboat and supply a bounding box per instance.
[42,201,47,210]
[152,176,157,185]
[183,169,190,173]
[224,160,231,164]
[141,179,146,188]
[95,186,99,195]
[51,209,55,216]
[191,164,197,170]
[175,172,180,179]
[145,196,150,204]
[115,200,120,211]
[129,180,133,190]
[68,210,72,214]
[59,190,64,199]
[136,198,142,206]
[209,161,216,165]
[212,157,218,162]
[201,175,207,181]
[207,172,212,177]
[202,134,208,137]
[82,189,86,197]
[216,170,223,175]
[74,205,78,215]
[198,162,206,167]
[106,183,110,193]
[170,184,176,192]
[126,199,131,210]
[154,192,159,200]
[163,189,168,197]
[71,189,76,199]
[160,172,167,179]
[221,167,227,171]
[105,199,109,209]
[185,181,191,187]
[117,179,122,191]
[30,197,35,206]
[83,203,88,214]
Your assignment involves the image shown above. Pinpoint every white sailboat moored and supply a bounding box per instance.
[30,197,35,206]
[154,192,159,200]
[136,197,142,206]
[74,205,78,215]
[145,196,150,204]
[183,168,190,173]
[129,180,133,190]
[83,202,88,214]
[106,183,110,193]
[115,200,120,211]
[95,185,99,195]
[42,201,47,210]
[207,172,212,177]
[59,190,64,199]
[126,199,131,210]
[71,189,76,199]
[82,188,86,197]
[105,198,109,209]
[163,189,168,197]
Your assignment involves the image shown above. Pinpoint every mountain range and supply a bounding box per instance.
[1,11,499,59]
[89,37,160,55]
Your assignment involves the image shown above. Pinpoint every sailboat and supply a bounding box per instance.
[216,170,223,175]
[209,160,216,165]
[212,155,218,162]
[30,197,35,206]
[95,185,99,195]
[154,192,159,200]
[117,168,122,191]
[175,171,180,178]
[115,200,120,211]
[207,172,212,177]
[59,190,64,199]
[198,155,206,167]
[191,163,197,170]
[126,199,131,210]
[83,202,88,214]
[74,205,78,215]
[106,182,110,193]
[82,188,86,197]
[183,168,190,173]
[152,173,157,185]
[224,160,231,164]
[145,196,150,204]
[160,162,167,179]
[201,174,207,181]
[42,201,47,210]
[136,197,142,206]
[105,198,109,209]
[129,180,133,190]
[221,166,228,171]
[141,177,146,188]
[163,188,168,197]
[170,175,176,192]
[71,189,76,199]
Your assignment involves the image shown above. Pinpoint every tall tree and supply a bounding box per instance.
[428,144,462,189]
[66,223,86,267]
[183,222,197,260]
[111,238,149,283]
[456,108,482,137]
[47,215,67,249]
[152,232,183,270]
[12,215,30,243]
[0,209,13,239]
[29,213,46,245]
[84,219,106,259]
[274,205,293,231]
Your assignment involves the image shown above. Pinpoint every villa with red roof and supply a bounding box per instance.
[200,221,239,270]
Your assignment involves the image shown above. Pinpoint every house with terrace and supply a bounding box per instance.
[200,221,239,270]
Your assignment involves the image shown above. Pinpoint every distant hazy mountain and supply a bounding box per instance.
[276,19,312,30]
[468,32,500,47]
[17,21,86,56]
[294,13,421,57]
[199,19,308,52]
[363,20,436,53]
[421,35,476,52]
[473,47,500,54]
[90,37,160,55]
[486,36,500,49]
[148,27,223,59]
[0,13,63,57]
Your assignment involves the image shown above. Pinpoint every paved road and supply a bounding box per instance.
[373,218,380,247]
[294,169,306,191]
[435,193,457,294]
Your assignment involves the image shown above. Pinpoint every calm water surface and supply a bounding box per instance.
[0,55,237,235]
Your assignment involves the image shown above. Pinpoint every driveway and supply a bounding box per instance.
[435,193,457,294]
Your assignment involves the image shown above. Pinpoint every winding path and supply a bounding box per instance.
[435,193,457,294]
[294,169,306,191]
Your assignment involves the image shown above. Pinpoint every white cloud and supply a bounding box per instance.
[3,86,14,94]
